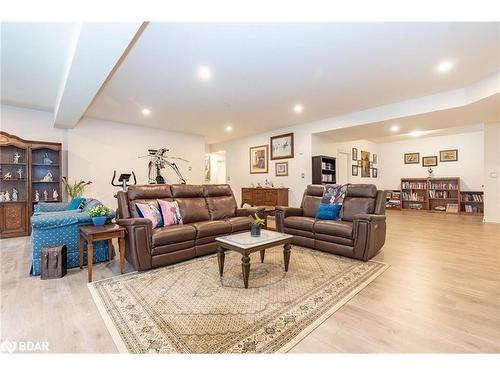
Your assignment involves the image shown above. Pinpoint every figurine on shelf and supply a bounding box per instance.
[42,152,53,165]
[3,172,12,180]
[17,167,23,179]
[34,190,40,202]
[12,189,18,201]
[428,167,434,178]
[256,182,262,188]
[13,152,21,164]
[52,189,59,200]
[5,191,10,201]
[264,179,271,188]
[0,192,5,202]
[43,190,48,201]
[42,170,53,182]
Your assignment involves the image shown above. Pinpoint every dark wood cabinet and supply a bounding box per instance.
[312,155,336,185]
[241,187,289,208]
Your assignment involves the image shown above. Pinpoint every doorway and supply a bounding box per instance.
[336,151,349,184]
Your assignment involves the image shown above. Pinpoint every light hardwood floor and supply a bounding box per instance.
[1,210,499,353]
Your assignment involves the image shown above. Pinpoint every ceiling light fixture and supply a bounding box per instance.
[437,61,453,73]
[198,66,212,80]
[391,125,400,132]
[225,125,233,132]
[141,108,151,116]
[293,104,304,113]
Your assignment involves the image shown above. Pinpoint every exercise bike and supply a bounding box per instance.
[111,170,137,192]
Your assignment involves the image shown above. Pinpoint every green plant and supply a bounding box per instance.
[88,205,110,218]
[248,214,265,227]
[62,177,92,200]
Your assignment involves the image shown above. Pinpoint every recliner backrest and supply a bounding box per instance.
[126,185,173,218]
[341,184,377,221]
[301,185,324,217]
[203,184,237,220]
[171,184,210,223]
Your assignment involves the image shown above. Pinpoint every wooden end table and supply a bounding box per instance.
[79,223,126,282]
[215,229,293,289]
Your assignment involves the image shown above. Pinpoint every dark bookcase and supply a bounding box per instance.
[312,155,336,185]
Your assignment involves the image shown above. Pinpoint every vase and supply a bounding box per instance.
[250,224,261,237]
[92,216,106,226]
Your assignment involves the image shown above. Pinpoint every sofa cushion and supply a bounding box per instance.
[302,195,322,217]
[171,184,204,198]
[227,216,250,232]
[152,224,196,247]
[341,197,375,222]
[315,203,342,220]
[206,196,237,220]
[175,197,210,223]
[191,220,231,238]
[314,220,353,239]
[284,216,315,232]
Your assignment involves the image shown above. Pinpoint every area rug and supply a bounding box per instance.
[88,246,388,353]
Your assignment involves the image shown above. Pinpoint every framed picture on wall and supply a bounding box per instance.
[372,168,378,178]
[352,165,358,176]
[361,150,370,177]
[204,155,211,182]
[249,145,269,174]
[440,149,458,162]
[422,156,438,167]
[270,133,294,160]
[352,148,358,161]
[275,162,288,176]
[373,154,377,164]
[404,152,420,164]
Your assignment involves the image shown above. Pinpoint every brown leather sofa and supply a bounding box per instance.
[116,184,264,271]
[276,184,386,261]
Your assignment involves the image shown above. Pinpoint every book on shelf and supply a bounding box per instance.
[402,191,425,202]
[461,192,483,202]
[446,203,459,213]
[408,203,424,210]
[429,182,458,190]
[402,181,427,189]
[464,204,482,213]
[321,174,334,182]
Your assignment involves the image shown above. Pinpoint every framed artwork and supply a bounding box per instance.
[404,152,420,164]
[372,168,378,178]
[249,145,269,174]
[440,149,458,162]
[352,165,358,176]
[352,148,358,161]
[204,155,211,182]
[422,156,438,167]
[361,150,370,177]
[275,162,288,176]
[270,133,294,160]
[373,154,377,164]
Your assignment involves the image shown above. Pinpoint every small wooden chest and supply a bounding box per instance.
[41,245,67,279]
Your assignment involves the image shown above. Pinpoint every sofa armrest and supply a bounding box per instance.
[354,213,386,222]
[236,207,265,217]
[33,202,70,213]
[275,206,303,233]
[352,214,386,261]
[116,217,153,271]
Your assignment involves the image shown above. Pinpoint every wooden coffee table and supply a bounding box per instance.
[215,229,293,289]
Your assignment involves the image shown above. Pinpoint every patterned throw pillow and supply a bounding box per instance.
[157,200,183,226]
[321,184,347,204]
[135,202,163,229]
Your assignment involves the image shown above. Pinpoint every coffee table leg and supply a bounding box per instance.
[283,243,291,272]
[260,250,265,263]
[241,255,251,289]
[217,246,225,277]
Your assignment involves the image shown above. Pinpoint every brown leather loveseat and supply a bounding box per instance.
[116,184,264,271]
[276,184,386,261]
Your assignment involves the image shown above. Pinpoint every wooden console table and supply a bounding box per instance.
[241,187,289,208]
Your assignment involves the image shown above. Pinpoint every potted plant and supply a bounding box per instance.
[88,205,110,226]
[62,177,92,200]
[248,214,265,237]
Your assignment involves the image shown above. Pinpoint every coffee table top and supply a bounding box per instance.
[216,230,292,250]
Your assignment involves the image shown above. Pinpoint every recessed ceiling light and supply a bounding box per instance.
[437,61,453,73]
[410,130,422,137]
[198,66,212,80]
[293,104,303,113]
[141,108,151,116]
[225,125,233,132]
[391,125,400,132]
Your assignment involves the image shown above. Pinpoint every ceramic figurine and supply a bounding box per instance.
[42,170,53,182]
[3,172,12,180]
[0,192,5,202]
[35,190,40,202]
[257,182,262,188]
[17,167,23,179]
[13,152,21,164]
[12,189,18,201]
[42,152,53,165]
[52,189,59,200]
[264,179,271,188]
[5,191,10,201]
[43,190,48,201]
[428,167,434,178]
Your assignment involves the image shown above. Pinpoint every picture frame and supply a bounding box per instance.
[440,149,458,162]
[352,165,358,176]
[352,147,358,161]
[422,156,438,167]
[404,152,420,164]
[249,145,269,174]
[270,133,294,160]
[373,154,377,164]
[360,150,370,178]
[204,155,211,182]
[275,162,288,176]
[372,168,378,178]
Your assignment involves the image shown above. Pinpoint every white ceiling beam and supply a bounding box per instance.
[53,22,144,129]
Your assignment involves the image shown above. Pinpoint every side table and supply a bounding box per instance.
[79,223,126,282]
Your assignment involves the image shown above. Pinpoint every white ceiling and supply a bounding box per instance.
[316,93,500,143]
[1,22,79,111]
[85,22,500,143]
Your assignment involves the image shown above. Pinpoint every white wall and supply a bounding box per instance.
[1,105,205,208]
[483,123,500,223]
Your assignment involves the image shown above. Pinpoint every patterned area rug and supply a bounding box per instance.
[89,246,388,353]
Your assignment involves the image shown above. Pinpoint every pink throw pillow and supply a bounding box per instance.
[135,202,163,228]
[157,200,183,227]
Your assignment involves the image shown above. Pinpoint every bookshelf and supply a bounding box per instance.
[460,191,484,216]
[312,155,336,184]
[385,190,402,210]
[428,177,460,213]
[401,178,429,210]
